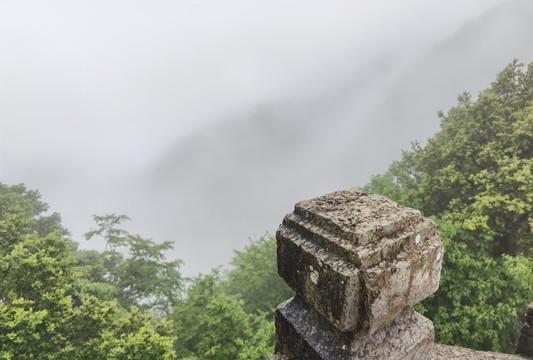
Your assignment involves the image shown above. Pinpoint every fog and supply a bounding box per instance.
[1,0,532,277]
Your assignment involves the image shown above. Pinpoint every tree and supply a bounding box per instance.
[0,213,78,358]
[170,235,292,359]
[364,60,533,353]
[60,304,176,360]
[171,271,273,360]
[225,234,294,315]
[385,60,533,256]
[362,173,421,209]
[83,214,184,315]
[416,216,533,352]
[0,182,69,237]
[0,184,177,359]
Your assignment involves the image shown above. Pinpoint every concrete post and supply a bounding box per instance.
[271,189,443,360]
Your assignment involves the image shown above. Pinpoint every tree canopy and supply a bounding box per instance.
[375,60,533,256]
[170,234,292,360]
[365,60,533,352]
[225,234,293,315]
[0,183,177,359]
[0,183,289,359]
[83,214,184,315]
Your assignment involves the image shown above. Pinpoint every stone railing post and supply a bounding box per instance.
[516,302,533,356]
[271,189,443,360]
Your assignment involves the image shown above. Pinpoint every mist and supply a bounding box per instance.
[2,0,532,277]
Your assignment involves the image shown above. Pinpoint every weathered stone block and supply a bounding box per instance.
[275,296,434,360]
[275,296,351,360]
[349,307,434,360]
[277,225,361,332]
[362,235,442,334]
[277,189,443,334]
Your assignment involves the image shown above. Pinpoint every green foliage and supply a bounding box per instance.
[0,184,177,360]
[1,183,287,359]
[0,183,69,237]
[386,60,533,256]
[0,183,47,220]
[367,60,533,353]
[416,216,533,352]
[83,214,184,315]
[0,213,78,358]
[362,173,421,210]
[171,271,273,360]
[56,299,176,360]
[170,235,293,359]
[72,305,176,360]
[226,234,294,315]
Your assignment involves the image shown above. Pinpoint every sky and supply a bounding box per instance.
[2,0,532,277]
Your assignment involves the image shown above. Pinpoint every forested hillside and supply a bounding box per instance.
[0,60,531,358]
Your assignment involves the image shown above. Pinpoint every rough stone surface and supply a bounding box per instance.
[432,344,526,359]
[349,307,434,360]
[275,296,435,360]
[275,296,350,360]
[516,302,533,356]
[277,189,443,334]
[266,355,292,360]
[277,225,360,332]
[269,345,527,360]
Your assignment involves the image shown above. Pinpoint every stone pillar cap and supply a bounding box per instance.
[294,189,423,246]
[277,188,443,334]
